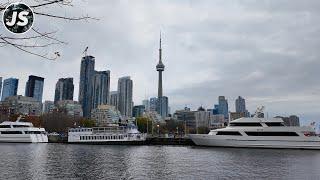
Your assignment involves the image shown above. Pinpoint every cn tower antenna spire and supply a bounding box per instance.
[160,31,162,49]
[156,31,165,98]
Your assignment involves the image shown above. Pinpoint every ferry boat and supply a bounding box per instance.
[68,124,147,145]
[190,108,320,149]
[0,116,48,143]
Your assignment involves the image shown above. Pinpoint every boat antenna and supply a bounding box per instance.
[16,115,23,122]
[254,106,265,118]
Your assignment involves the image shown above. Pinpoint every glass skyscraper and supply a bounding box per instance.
[0,77,2,99]
[25,75,44,102]
[117,76,133,117]
[235,96,246,113]
[1,78,19,101]
[92,70,110,110]
[79,55,95,117]
[157,96,168,118]
[218,96,229,119]
[54,78,74,103]
[110,91,118,108]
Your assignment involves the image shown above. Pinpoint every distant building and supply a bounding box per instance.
[218,96,228,119]
[92,70,110,109]
[117,76,133,117]
[149,97,158,112]
[25,75,44,102]
[54,78,74,104]
[109,91,118,108]
[1,95,42,116]
[275,115,300,126]
[79,55,95,117]
[142,99,150,112]
[91,105,122,126]
[174,107,197,131]
[1,78,18,101]
[212,104,219,115]
[157,96,168,118]
[43,100,55,113]
[56,100,83,117]
[230,112,246,121]
[132,105,145,118]
[194,107,211,129]
[0,77,2,98]
[235,96,246,113]
[235,96,250,117]
[210,114,226,128]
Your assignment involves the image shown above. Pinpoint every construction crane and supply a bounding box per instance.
[83,46,89,56]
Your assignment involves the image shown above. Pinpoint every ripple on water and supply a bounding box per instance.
[0,144,320,179]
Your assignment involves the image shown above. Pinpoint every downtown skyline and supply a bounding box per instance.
[0,1,320,122]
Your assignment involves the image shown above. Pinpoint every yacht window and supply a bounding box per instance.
[265,122,284,126]
[26,131,42,134]
[216,131,242,136]
[0,125,11,128]
[229,123,262,127]
[245,131,299,136]
[1,131,23,134]
[13,125,29,128]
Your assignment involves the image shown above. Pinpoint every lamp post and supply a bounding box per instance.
[157,124,160,137]
[147,118,149,134]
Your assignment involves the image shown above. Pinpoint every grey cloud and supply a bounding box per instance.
[0,0,319,123]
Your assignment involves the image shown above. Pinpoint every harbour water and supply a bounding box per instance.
[1,144,320,179]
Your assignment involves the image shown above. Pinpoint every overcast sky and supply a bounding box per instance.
[0,0,320,123]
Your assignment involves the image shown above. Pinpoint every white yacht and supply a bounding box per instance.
[0,116,48,143]
[190,108,320,149]
[68,124,147,145]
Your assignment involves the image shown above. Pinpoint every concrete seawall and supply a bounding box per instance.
[146,137,195,146]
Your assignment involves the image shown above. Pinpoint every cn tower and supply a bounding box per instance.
[156,33,165,98]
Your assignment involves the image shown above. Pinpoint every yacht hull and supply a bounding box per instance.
[0,134,48,143]
[189,134,320,149]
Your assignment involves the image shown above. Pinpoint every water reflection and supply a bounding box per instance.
[0,144,320,179]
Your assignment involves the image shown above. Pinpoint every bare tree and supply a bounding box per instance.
[0,0,96,60]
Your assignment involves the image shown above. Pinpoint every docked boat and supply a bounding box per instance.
[0,116,48,143]
[190,108,320,149]
[68,124,147,145]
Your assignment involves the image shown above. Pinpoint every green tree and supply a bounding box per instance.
[136,117,152,133]
[80,119,96,128]
[197,126,210,134]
